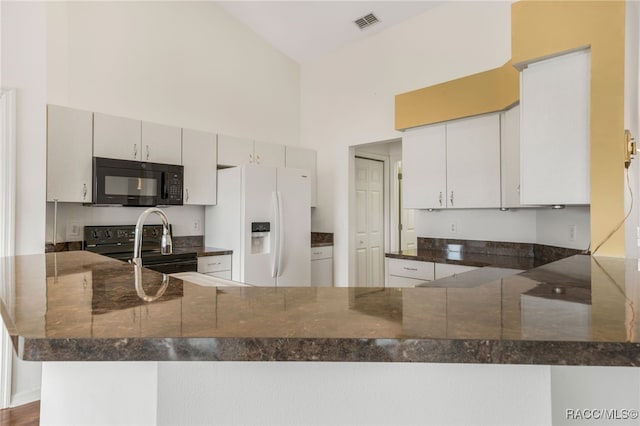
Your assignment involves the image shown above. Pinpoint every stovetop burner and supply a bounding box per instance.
[84,225,198,273]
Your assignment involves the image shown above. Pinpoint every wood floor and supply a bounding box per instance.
[0,402,39,426]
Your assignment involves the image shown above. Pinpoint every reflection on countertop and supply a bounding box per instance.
[0,251,639,365]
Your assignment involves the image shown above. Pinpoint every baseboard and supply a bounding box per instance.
[10,388,40,407]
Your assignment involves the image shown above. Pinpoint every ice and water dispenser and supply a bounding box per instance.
[251,222,271,254]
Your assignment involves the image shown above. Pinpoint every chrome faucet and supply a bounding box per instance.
[132,207,172,267]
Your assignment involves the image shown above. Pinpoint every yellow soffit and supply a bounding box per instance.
[394,61,519,131]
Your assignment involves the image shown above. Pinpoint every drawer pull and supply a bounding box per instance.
[208,262,221,266]
[312,251,322,255]
[403,267,418,271]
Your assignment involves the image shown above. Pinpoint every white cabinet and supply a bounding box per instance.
[46,105,93,202]
[254,141,285,167]
[402,124,446,209]
[402,114,500,209]
[218,135,285,167]
[446,114,501,208]
[500,105,523,209]
[182,129,217,205]
[286,146,317,207]
[198,255,232,280]
[310,246,333,287]
[141,121,182,165]
[93,112,141,161]
[386,258,434,288]
[520,49,590,205]
[434,263,478,280]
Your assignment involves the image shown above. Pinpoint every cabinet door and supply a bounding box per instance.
[286,146,317,207]
[141,122,182,165]
[254,140,285,167]
[434,263,477,280]
[500,105,523,208]
[182,128,217,205]
[311,258,333,287]
[47,105,93,202]
[217,134,254,166]
[446,114,501,208]
[402,124,447,209]
[520,49,590,205]
[93,112,141,161]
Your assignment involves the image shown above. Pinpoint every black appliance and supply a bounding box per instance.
[92,157,183,206]
[84,225,197,274]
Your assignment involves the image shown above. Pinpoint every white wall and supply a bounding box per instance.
[45,1,301,240]
[301,1,513,284]
[1,0,46,406]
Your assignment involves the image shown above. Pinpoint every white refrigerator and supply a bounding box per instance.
[205,165,311,286]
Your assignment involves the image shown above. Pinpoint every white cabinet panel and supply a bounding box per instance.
[311,247,333,287]
[311,246,332,261]
[402,124,447,209]
[198,255,232,273]
[217,134,254,166]
[434,263,478,280]
[520,49,590,205]
[254,141,285,167]
[46,105,93,202]
[387,275,428,288]
[446,114,501,208]
[500,105,524,208]
[286,146,317,207]
[387,258,435,281]
[141,121,182,165]
[93,112,141,161]
[182,128,217,205]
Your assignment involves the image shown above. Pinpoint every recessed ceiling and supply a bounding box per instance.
[216,1,444,64]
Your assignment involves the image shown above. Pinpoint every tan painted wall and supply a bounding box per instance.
[512,0,626,257]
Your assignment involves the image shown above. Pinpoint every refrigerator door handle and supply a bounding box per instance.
[276,191,284,277]
[271,191,279,278]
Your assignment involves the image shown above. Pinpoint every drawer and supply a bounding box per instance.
[434,263,478,280]
[387,275,429,288]
[310,246,333,261]
[197,255,231,273]
[387,258,434,281]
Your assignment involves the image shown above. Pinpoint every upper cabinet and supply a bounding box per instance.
[402,113,501,209]
[93,112,141,161]
[94,114,181,165]
[520,49,590,205]
[141,121,182,165]
[217,135,285,167]
[500,105,523,209]
[285,146,317,207]
[47,105,93,202]
[182,128,217,205]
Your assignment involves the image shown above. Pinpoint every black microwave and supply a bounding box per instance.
[92,157,184,206]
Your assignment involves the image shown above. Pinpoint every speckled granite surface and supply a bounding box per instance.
[311,232,333,247]
[1,251,639,365]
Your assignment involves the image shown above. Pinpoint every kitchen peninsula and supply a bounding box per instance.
[1,251,640,425]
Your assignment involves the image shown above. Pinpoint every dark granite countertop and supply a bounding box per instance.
[386,249,543,269]
[1,251,639,366]
[311,242,333,248]
[187,247,233,257]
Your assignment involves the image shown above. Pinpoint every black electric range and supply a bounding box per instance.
[83,225,198,274]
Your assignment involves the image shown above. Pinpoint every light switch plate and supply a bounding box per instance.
[66,221,82,240]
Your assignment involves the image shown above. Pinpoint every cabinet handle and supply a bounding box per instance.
[249,153,253,164]
[403,267,418,271]
[82,184,87,200]
[312,251,322,255]
[450,191,454,206]
[133,144,137,159]
[517,185,520,194]
[146,145,150,160]
[256,154,261,164]
[185,188,189,203]
[438,191,442,206]
[207,262,221,266]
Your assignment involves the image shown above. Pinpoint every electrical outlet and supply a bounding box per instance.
[193,220,200,232]
[568,225,577,242]
[66,221,82,240]
[449,223,457,234]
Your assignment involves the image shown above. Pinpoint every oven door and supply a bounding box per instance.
[93,157,175,206]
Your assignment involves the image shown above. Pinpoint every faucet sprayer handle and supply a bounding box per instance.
[161,228,173,255]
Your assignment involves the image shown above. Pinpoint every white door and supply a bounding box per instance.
[254,141,285,167]
[182,128,217,205]
[355,158,384,287]
[401,209,416,250]
[275,167,311,287]
[93,112,141,161]
[217,134,254,166]
[141,121,182,165]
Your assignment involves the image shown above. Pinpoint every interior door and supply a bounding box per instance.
[355,158,384,287]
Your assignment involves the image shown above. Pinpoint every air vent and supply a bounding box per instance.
[354,13,379,30]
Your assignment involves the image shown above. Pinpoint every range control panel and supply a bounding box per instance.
[83,225,171,249]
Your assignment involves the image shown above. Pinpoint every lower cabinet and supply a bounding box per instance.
[434,263,478,280]
[386,258,435,288]
[311,246,333,287]
[197,255,232,280]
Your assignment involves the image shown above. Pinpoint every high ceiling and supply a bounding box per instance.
[216,1,444,63]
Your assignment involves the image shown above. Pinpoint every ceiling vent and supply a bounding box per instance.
[354,13,379,30]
